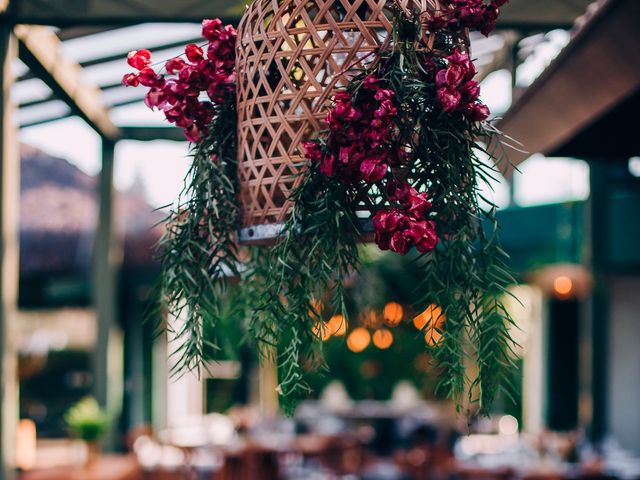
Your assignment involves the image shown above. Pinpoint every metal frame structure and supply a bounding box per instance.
[0,1,596,478]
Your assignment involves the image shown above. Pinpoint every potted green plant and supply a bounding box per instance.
[64,397,110,468]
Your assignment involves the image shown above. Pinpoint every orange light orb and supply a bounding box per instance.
[425,329,443,347]
[553,276,573,298]
[413,304,444,330]
[372,329,394,349]
[312,322,331,341]
[347,327,371,353]
[383,302,403,326]
[328,314,347,336]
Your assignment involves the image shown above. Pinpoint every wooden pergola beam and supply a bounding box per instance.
[14,25,120,140]
[8,0,242,26]
[6,0,590,29]
[496,0,640,176]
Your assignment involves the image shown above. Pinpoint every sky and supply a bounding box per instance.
[17,27,591,211]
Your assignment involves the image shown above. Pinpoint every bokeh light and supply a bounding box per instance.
[327,314,347,336]
[553,276,573,297]
[372,329,394,349]
[413,304,444,330]
[347,327,371,353]
[383,302,403,326]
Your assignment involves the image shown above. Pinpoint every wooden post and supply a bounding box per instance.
[93,139,123,449]
[0,21,19,480]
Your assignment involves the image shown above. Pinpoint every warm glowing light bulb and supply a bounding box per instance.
[328,314,347,336]
[312,322,332,341]
[347,327,371,353]
[425,329,442,347]
[372,329,394,349]
[383,302,403,326]
[413,304,444,330]
[554,276,573,297]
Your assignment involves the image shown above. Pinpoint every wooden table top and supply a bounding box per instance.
[20,455,141,480]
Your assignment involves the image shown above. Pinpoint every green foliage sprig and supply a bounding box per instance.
[158,99,241,375]
[256,14,517,413]
[253,164,361,414]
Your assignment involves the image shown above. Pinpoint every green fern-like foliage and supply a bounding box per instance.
[255,15,517,413]
[157,99,241,376]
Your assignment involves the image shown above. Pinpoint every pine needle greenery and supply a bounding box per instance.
[157,98,241,376]
[254,14,517,413]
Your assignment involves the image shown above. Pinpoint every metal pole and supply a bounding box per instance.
[0,20,19,480]
[93,138,124,450]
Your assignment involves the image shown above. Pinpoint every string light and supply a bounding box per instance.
[372,329,394,349]
[413,304,445,347]
[312,322,332,341]
[413,304,444,330]
[347,327,371,353]
[383,302,403,325]
[327,314,347,336]
[553,276,573,298]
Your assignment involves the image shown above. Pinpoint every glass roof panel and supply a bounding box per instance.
[60,23,202,64]
[18,100,71,127]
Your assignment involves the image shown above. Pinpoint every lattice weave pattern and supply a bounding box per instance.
[236,0,441,235]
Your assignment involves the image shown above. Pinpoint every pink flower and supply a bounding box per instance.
[374,89,394,101]
[465,102,490,121]
[459,6,485,28]
[165,58,187,74]
[363,74,381,90]
[437,87,461,113]
[138,67,164,88]
[303,141,323,162]
[406,191,432,219]
[202,19,223,40]
[185,44,204,62]
[360,158,387,183]
[374,99,398,118]
[416,229,438,253]
[448,50,471,70]
[121,73,139,87]
[334,92,351,103]
[445,64,465,87]
[127,49,151,70]
[460,80,480,101]
[372,209,404,233]
[390,231,410,255]
[144,88,167,109]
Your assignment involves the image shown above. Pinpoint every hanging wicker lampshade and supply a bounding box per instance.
[236,0,463,244]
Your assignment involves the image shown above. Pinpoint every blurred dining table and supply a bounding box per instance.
[19,455,141,480]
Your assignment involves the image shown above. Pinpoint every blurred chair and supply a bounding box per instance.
[215,445,279,480]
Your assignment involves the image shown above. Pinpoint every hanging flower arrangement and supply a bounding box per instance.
[124,0,516,414]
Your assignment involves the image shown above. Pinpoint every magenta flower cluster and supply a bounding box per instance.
[304,75,438,256]
[123,19,236,142]
[303,75,401,185]
[435,50,490,121]
[426,0,509,37]
[372,182,438,255]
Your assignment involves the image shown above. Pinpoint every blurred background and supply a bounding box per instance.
[0,0,639,479]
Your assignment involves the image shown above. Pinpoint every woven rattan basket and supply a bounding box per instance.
[236,0,456,244]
